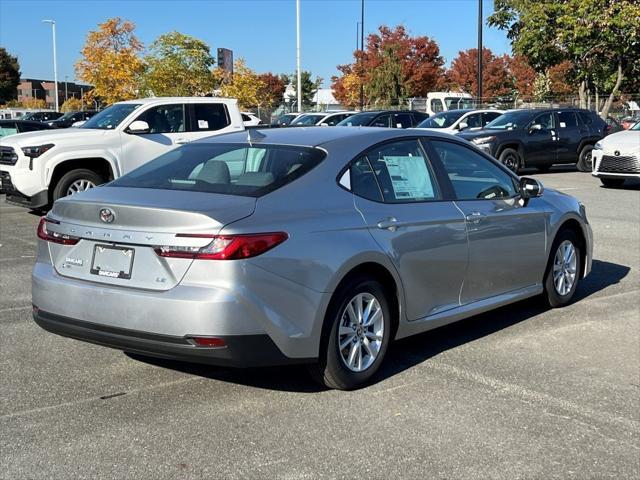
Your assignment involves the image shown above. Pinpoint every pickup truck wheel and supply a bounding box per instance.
[576,145,594,172]
[498,148,521,173]
[52,169,103,201]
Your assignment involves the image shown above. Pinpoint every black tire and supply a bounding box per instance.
[600,177,625,188]
[309,276,392,390]
[52,169,104,202]
[498,148,521,173]
[542,229,582,308]
[576,145,594,172]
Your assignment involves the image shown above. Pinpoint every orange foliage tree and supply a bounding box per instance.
[75,17,145,105]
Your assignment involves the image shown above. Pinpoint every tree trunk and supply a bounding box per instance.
[601,61,624,120]
[578,80,587,109]
[595,87,599,114]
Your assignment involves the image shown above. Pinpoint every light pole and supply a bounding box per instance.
[477,0,483,106]
[295,0,302,113]
[359,0,364,109]
[42,19,59,112]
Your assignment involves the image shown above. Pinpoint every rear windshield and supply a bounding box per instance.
[109,143,326,197]
[417,111,465,128]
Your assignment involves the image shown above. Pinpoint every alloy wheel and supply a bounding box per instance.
[502,153,519,172]
[553,240,577,296]
[338,292,384,372]
[66,179,96,196]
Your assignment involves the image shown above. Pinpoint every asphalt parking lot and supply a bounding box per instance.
[0,169,638,479]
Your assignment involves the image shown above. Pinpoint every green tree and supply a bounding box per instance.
[290,71,322,109]
[489,0,640,118]
[75,17,145,105]
[366,45,406,107]
[0,48,20,104]
[142,31,216,96]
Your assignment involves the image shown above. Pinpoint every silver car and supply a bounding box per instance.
[32,127,593,390]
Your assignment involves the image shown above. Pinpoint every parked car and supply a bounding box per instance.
[604,116,623,135]
[0,120,53,138]
[271,112,303,127]
[620,116,639,130]
[290,111,357,127]
[336,110,429,128]
[47,111,98,129]
[0,97,244,208]
[414,109,504,134]
[425,92,475,116]
[31,127,592,390]
[592,121,640,187]
[459,108,607,173]
[21,111,63,122]
[241,112,263,127]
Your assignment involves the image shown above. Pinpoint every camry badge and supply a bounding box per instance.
[99,208,115,223]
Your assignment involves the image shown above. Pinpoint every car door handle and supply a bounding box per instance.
[377,217,398,231]
[174,138,190,144]
[465,212,487,224]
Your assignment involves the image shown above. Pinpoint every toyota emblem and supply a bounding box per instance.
[614,150,620,156]
[99,208,115,223]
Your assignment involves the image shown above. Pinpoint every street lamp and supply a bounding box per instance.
[295,0,302,113]
[64,75,68,102]
[42,19,59,112]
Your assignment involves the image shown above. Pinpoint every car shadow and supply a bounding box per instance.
[126,259,629,393]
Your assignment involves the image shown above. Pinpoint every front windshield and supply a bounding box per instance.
[81,103,141,130]
[291,114,325,125]
[417,111,465,128]
[445,97,474,110]
[485,111,531,130]
[337,112,378,126]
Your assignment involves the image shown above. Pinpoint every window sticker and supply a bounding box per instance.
[560,122,566,128]
[198,119,209,129]
[382,155,435,200]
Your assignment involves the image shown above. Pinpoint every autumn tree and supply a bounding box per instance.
[509,54,536,100]
[447,47,513,100]
[60,97,83,112]
[21,97,47,109]
[332,25,444,108]
[489,0,640,118]
[547,61,574,98]
[217,59,267,109]
[290,71,322,109]
[331,64,365,109]
[142,31,216,96]
[256,72,287,109]
[0,48,20,103]
[75,17,145,105]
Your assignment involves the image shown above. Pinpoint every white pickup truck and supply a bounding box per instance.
[0,97,244,209]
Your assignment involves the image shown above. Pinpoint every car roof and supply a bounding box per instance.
[196,126,462,148]
[116,97,238,106]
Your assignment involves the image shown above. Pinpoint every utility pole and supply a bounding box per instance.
[296,0,302,113]
[359,0,365,110]
[477,0,483,106]
[42,20,59,112]
[64,75,68,102]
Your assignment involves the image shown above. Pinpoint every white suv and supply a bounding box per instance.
[0,97,244,209]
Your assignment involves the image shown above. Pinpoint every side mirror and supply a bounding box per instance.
[458,121,469,131]
[126,120,150,134]
[520,177,544,198]
[71,121,86,127]
[529,124,542,133]
[319,122,329,127]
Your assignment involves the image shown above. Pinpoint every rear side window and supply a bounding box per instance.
[350,139,441,203]
[191,103,230,131]
[110,143,325,197]
[558,111,578,128]
[578,112,593,125]
[0,124,18,137]
[393,113,413,128]
[371,115,391,128]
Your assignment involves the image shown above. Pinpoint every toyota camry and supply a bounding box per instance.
[32,127,593,389]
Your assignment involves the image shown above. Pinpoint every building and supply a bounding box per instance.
[17,78,93,110]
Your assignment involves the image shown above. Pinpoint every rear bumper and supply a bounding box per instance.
[0,171,48,208]
[33,308,311,367]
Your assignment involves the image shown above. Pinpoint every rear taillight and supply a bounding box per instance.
[37,217,80,245]
[154,232,288,260]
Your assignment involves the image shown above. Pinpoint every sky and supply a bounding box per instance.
[0,0,512,88]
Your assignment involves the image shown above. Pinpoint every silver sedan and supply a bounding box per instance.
[32,127,593,390]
